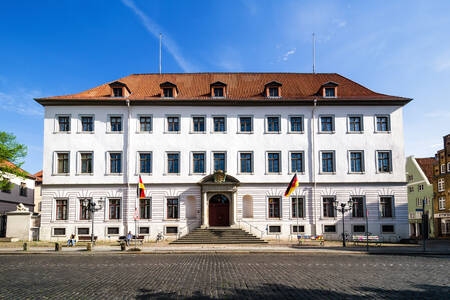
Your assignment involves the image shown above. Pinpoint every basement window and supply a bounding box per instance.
[165,226,178,234]
[268,225,281,234]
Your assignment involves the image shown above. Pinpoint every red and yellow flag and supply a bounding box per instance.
[284,174,299,197]
[137,175,146,199]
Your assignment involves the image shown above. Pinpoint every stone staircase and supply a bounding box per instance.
[170,227,267,244]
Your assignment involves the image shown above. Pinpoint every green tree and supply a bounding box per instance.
[0,132,28,190]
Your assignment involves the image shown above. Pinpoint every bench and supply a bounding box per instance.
[118,235,145,245]
[352,235,382,247]
[78,236,98,242]
[297,234,325,246]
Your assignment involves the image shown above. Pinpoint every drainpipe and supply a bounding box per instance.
[126,99,131,232]
[311,99,318,235]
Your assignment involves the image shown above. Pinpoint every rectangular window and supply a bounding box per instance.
[240,116,252,132]
[167,153,180,174]
[321,152,334,173]
[58,116,70,132]
[324,225,336,233]
[268,225,281,233]
[192,116,205,132]
[213,117,226,132]
[268,197,281,218]
[349,116,362,132]
[57,153,69,174]
[352,197,364,218]
[267,116,280,132]
[268,87,279,97]
[290,116,303,132]
[167,116,180,132]
[109,199,121,219]
[140,198,151,219]
[380,196,393,218]
[240,152,253,173]
[323,197,335,218]
[447,162,450,172]
[113,87,123,97]
[377,151,392,172]
[77,228,90,235]
[81,116,93,132]
[213,152,226,172]
[441,164,445,174]
[139,153,152,174]
[107,227,119,235]
[350,151,363,173]
[163,88,173,98]
[416,198,422,207]
[213,87,224,97]
[290,152,303,173]
[320,116,334,132]
[80,153,93,174]
[140,116,152,132]
[418,184,424,191]
[192,152,205,174]
[439,197,446,210]
[324,87,335,97]
[376,116,390,132]
[353,225,365,233]
[382,225,395,233]
[110,153,122,173]
[53,228,66,236]
[167,198,179,219]
[19,183,27,197]
[166,226,178,234]
[438,179,445,192]
[110,116,122,132]
[267,152,280,173]
[291,197,304,218]
[79,199,91,220]
[56,199,68,220]
[409,186,414,192]
[292,225,305,233]
[139,227,150,235]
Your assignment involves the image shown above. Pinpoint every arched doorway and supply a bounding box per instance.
[209,194,230,226]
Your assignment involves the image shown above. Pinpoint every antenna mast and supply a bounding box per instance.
[312,33,316,74]
[159,33,162,74]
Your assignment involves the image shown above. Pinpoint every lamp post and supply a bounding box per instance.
[334,199,353,247]
[81,198,104,244]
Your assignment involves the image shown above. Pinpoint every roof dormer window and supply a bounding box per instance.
[210,81,227,98]
[265,81,282,98]
[160,81,177,98]
[113,87,123,97]
[321,82,338,98]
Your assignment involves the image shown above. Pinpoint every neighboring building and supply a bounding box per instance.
[406,156,434,238]
[0,161,35,213]
[33,170,43,213]
[433,134,450,237]
[35,73,411,241]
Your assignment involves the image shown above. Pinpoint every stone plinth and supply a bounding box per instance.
[6,210,33,241]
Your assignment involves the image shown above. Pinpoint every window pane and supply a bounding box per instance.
[291,152,303,172]
[110,117,122,132]
[193,117,205,132]
[321,117,333,131]
[163,88,173,97]
[214,117,225,132]
[323,198,335,218]
[167,117,180,132]
[349,117,361,132]
[81,153,92,173]
[290,117,303,132]
[380,197,393,217]
[168,154,179,173]
[350,152,362,172]
[322,152,334,172]
[214,153,225,172]
[267,117,280,132]
[59,116,70,132]
[57,153,69,173]
[193,153,205,173]
[140,117,152,132]
[268,153,280,173]
[109,199,121,219]
[167,198,179,219]
[269,87,279,97]
[140,198,151,219]
[240,153,252,173]
[268,197,280,218]
[213,88,224,97]
[352,197,364,218]
[140,153,152,173]
[81,116,93,132]
[292,197,304,218]
[240,117,252,132]
[110,153,121,173]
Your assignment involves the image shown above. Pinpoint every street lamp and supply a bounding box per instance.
[334,199,353,247]
[81,197,104,244]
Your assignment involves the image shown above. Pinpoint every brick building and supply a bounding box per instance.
[433,134,450,237]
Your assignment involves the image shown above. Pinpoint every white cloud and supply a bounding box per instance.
[282,48,296,61]
[121,0,196,72]
[0,89,43,117]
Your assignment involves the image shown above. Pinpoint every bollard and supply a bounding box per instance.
[23,242,28,251]
[86,242,92,251]
[55,242,61,252]
[120,241,126,251]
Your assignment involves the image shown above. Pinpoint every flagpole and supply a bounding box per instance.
[296,173,299,238]
[135,193,137,249]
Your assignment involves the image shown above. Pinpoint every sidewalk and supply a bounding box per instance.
[0,240,449,255]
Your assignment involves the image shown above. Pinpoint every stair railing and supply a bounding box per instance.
[176,220,199,240]
[238,219,265,239]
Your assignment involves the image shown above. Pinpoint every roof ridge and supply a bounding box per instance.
[130,72,339,76]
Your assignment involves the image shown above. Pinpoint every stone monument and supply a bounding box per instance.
[6,203,33,241]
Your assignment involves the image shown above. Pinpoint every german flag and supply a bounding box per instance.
[284,173,299,197]
[137,175,146,199]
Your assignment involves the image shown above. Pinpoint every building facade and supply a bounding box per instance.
[33,170,43,214]
[433,134,450,237]
[406,156,434,238]
[35,73,411,241]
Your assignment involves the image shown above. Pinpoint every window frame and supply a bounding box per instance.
[288,115,304,133]
[78,114,95,133]
[351,196,365,218]
[289,151,304,174]
[108,198,121,220]
[162,87,174,98]
[212,115,227,133]
[54,151,70,175]
[238,151,253,174]
[267,197,282,219]
[52,227,67,237]
[212,87,225,98]
[55,114,71,133]
[107,115,123,133]
[137,115,153,133]
[324,87,336,98]
[191,151,206,175]
[237,115,253,134]
[212,151,227,173]
[318,115,335,133]
[320,151,336,174]
[348,150,365,174]
[437,179,445,192]
[55,198,68,221]
[191,115,206,133]
[352,224,366,234]
[79,198,91,220]
[347,115,363,133]
[290,196,305,219]
[322,196,336,218]
[379,196,395,218]
[107,151,123,175]
[138,152,152,175]
[78,151,93,175]
[323,224,337,233]
[374,115,391,133]
[19,182,27,197]
[166,152,181,175]
[376,150,393,173]
[166,115,181,133]
[438,197,446,210]
[139,198,152,220]
[265,115,281,134]
[381,224,395,234]
[166,197,180,220]
[266,151,282,174]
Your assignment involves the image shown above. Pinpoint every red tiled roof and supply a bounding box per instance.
[0,161,35,180]
[33,170,43,183]
[416,157,435,183]
[35,73,410,102]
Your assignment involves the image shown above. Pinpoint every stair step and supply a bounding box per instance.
[169,227,267,245]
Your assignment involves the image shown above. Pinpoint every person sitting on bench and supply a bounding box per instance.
[67,233,76,247]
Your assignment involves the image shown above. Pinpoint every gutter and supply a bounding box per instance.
[311,99,317,235]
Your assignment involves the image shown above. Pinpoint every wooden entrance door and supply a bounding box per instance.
[209,194,230,226]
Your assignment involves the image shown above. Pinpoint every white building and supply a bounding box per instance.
[35,73,411,241]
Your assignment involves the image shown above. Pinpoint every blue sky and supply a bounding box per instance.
[1,0,449,174]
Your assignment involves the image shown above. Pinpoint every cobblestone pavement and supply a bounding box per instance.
[0,254,448,299]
